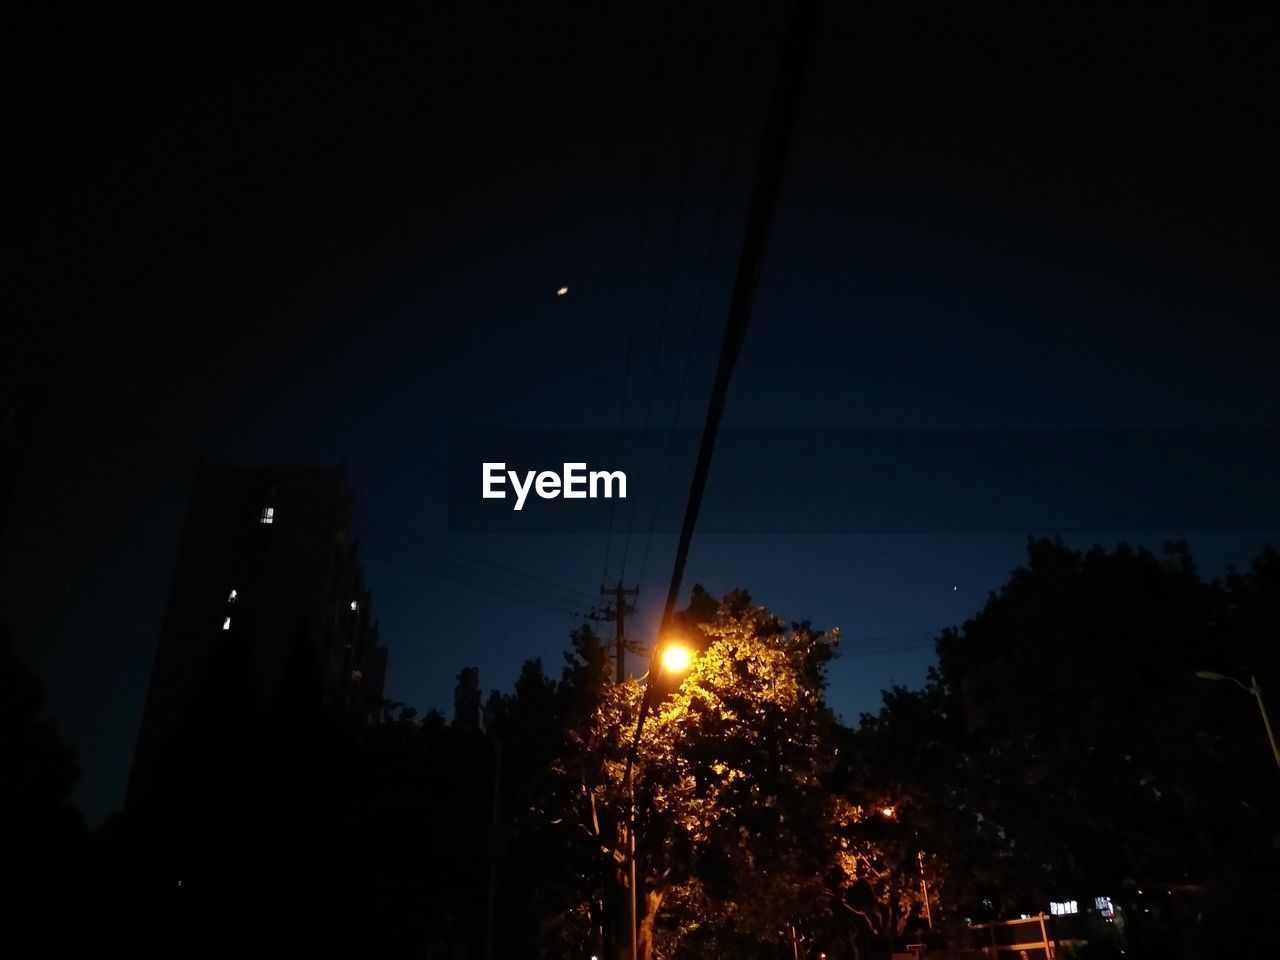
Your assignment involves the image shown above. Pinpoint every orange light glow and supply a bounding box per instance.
[660,643,692,674]
[880,806,896,819]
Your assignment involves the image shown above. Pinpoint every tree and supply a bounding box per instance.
[549,588,845,960]
[852,538,1280,956]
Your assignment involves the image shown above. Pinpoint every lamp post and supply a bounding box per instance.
[879,805,935,933]
[622,639,694,960]
[917,849,933,929]
[1195,671,1280,773]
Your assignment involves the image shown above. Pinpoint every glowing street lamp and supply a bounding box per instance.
[1196,670,1280,773]
[660,642,693,675]
[876,804,935,928]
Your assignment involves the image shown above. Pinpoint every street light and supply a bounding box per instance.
[660,642,693,675]
[1196,670,1280,773]
[877,803,935,931]
[624,638,695,960]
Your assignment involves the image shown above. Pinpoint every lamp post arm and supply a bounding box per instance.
[1228,675,1254,695]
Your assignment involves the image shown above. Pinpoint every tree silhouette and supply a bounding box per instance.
[853,538,1280,956]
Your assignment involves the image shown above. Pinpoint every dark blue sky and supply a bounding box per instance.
[4,2,1277,823]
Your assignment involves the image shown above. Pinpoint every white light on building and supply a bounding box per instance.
[260,506,274,525]
[222,617,231,631]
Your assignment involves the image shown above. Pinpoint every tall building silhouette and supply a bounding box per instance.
[127,463,387,815]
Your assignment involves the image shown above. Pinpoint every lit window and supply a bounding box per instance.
[260,506,274,525]
[1095,896,1114,918]
[350,600,359,612]
[1049,900,1078,916]
[228,589,237,603]
[222,617,232,631]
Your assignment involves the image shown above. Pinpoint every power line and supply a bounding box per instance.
[844,642,937,659]
[622,15,821,955]
[842,632,941,656]
[356,513,599,604]
[604,8,672,584]
[620,8,715,584]
[651,0,819,645]
[850,629,945,644]
[635,26,760,598]
[357,512,599,601]
[362,545,595,620]
[360,529,600,610]
[627,0,820,788]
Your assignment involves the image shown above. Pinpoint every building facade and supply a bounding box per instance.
[127,463,387,814]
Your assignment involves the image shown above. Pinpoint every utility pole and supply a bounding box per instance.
[483,737,502,960]
[596,582,638,683]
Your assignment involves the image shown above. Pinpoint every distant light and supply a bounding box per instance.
[222,617,231,631]
[556,286,569,296]
[351,600,359,612]
[228,589,237,603]
[880,806,896,819]
[260,506,274,525]
[660,643,692,674]
[1050,900,1078,916]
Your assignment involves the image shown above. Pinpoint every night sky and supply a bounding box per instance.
[4,2,1278,824]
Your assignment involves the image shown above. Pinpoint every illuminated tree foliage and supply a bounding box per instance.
[551,589,847,960]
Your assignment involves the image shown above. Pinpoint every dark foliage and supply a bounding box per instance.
[16,543,1279,958]
[849,538,1280,957]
